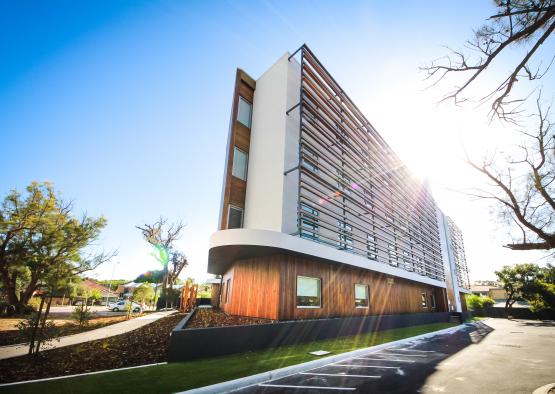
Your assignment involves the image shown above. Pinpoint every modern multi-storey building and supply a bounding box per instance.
[208,45,470,320]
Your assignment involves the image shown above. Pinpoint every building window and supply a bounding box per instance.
[300,203,319,240]
[232,147,248,181]
[302,145,319,174]
[301,203,318,217]
[237,97,252,128]
[430,293,436,309]
[337,221,353,251]
[297,276,321,308]
[421,292,428,308]
[402,250,411,270]
[336,171,351,195]
[354,284,369,308]
[367,234,377,260]
[388,244,398,266]
[225,279,231,303]
[227,205,244,229]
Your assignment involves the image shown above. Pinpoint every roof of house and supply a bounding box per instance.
[80,279,119,297]
[470,285,498,292]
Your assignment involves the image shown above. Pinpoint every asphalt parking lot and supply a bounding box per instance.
[235,318,555,393]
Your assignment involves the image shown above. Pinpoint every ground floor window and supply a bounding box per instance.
[354,284,369,308]
[421,292,428,308]
[297,276,321,308]
[429,293,436,309]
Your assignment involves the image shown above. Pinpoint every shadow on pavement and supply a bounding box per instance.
[514,319,555,327]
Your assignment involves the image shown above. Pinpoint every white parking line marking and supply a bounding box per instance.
[259,384,356,391]
[332,364,400,369]
[356,357,416,363]
[300,372,381,378]
[382,352,427,357]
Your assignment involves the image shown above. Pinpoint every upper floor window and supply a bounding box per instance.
[232,147,248,181]
[337,221,353,251]
[237,97,252,128]
[297,276,321,308]
[354,284,369,308]
[388,244,398,266]
[228,205,244,229]
[367,234,377,260]
[301,146,319,174]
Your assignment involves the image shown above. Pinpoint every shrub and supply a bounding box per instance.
[466,294,483,310]
[481,296,495,308]
[71,304,92,327]
[27,297,43,311]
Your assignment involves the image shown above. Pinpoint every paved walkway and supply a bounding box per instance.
[0,310,175,360]
[234,318,555,393]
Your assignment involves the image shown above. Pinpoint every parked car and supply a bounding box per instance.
[108,300,141,312]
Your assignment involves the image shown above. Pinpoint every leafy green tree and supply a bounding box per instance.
[496,263,543,315]
[133,282,155,310]
[0,182,114,312]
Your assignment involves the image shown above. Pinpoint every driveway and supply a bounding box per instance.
[47,305,155,317]
[235,319,555,393]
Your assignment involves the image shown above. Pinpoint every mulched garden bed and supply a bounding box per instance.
[0,312,186,384]
[186,308,274,329]
[0,315,131,347]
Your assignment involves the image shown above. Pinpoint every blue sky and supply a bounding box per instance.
[1,1,553,282]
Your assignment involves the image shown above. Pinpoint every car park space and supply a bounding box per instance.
[235,324,493,393]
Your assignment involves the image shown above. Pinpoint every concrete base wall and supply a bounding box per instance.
[168,311,452,362]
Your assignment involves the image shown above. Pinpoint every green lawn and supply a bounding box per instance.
[0,322,456,394]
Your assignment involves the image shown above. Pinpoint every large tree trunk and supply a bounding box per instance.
[19,273,40,308]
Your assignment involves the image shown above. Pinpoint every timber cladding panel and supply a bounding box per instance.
[221,257,280,319]
[219,70,255,230]
[221,253,447,321]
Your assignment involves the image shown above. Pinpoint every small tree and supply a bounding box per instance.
[136,218,189,308]
[17,306,59,356]
[133,283,155,312]
[71,303,92,327]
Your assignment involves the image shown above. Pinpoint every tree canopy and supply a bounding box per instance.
[0,182,114,311]
[495,263,555,314]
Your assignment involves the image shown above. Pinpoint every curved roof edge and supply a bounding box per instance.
[208,229,446,289]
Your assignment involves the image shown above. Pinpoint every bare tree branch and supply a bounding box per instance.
[422,1,555,123]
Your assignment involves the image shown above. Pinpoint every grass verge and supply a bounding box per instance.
[0,322,456,394]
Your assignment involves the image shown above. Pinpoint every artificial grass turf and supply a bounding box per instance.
[0,322,456,394]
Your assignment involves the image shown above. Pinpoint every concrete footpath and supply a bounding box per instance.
[0,310,175,360]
